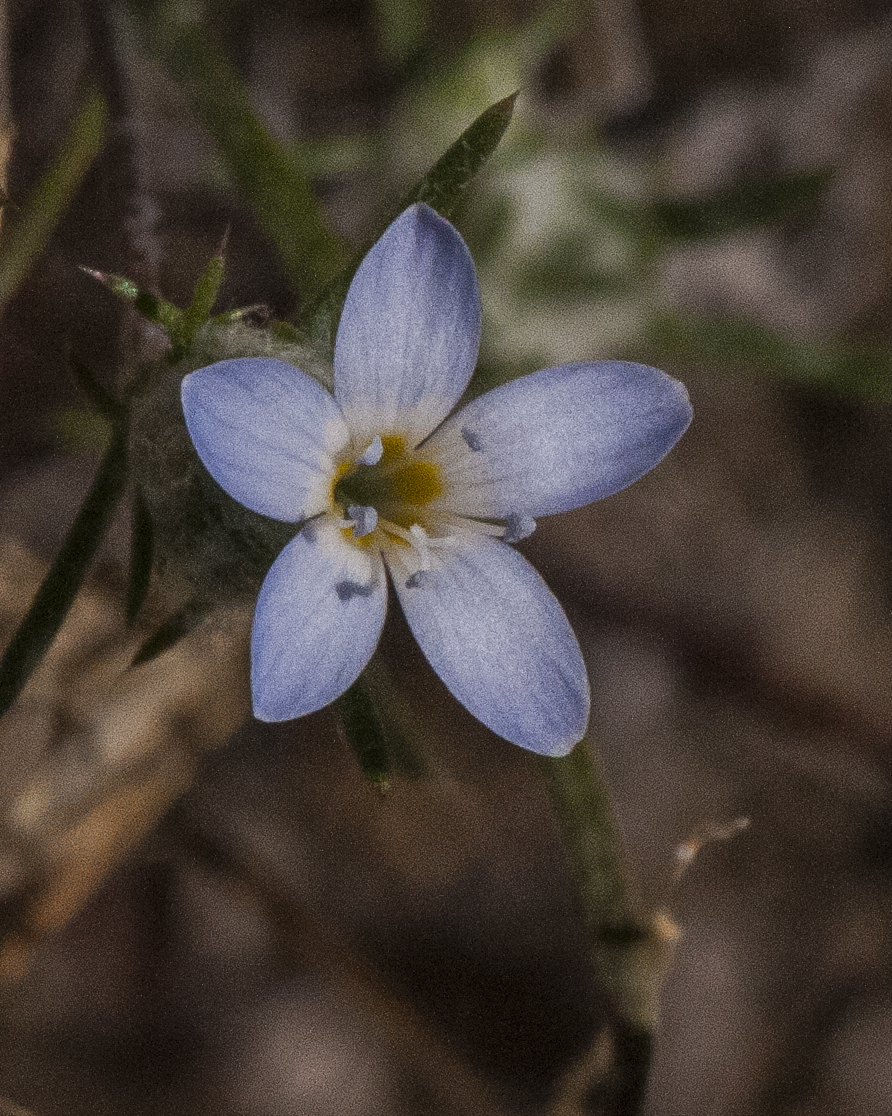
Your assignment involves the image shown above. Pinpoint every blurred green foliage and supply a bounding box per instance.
[0,89,106,312]
[127,4,349,302]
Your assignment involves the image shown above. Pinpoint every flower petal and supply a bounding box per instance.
[182,358,349,521]
[334,203,481,446]
[428,361,692,518]
[391,536,589,755]
[251,522,387,721]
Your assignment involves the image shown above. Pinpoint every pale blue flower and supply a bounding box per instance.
[181,203,691,756]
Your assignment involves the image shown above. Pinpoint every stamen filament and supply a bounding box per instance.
[376,517,415,544]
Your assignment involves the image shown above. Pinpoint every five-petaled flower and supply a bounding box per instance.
[181,203,692,756]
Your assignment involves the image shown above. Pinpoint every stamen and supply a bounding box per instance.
[377,518,415,544]
[439,513,503,538]
[407,523,457,549]
[461,426,483,452]
[409,524,433,570]
[346,504,378,538]
[502,513,536,544]
[356,435,384,465]
[336,580,375,601]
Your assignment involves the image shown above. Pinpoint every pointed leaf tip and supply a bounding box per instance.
[172,247,228,360]
[297,94,518,350]
[0,88,106,312]
[399,92,519,219]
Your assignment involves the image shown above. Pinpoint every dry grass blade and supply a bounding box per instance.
[0,536,251,980]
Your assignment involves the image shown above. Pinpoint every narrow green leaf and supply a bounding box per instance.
[154,21,348,301]
[299,94,518,351]
[0,88,107,312]
[125,487,154,626]
[650,168,834,242]
[131,602,206,667]
[399,92,518,219]
[0,428,129,720]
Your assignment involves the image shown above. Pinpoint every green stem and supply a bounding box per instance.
[540,739,664,1112]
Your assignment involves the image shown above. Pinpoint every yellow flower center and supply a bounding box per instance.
[333,434,444,537]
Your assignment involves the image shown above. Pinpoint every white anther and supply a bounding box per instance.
[346,504,378,538]
[356,435,384,465]
[502,513,536,544]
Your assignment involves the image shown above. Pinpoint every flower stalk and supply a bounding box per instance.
[541,739,670,1111]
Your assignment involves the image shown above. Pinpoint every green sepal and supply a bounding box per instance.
[267,318,300,343]
[0,426,129,720]
[171,238,228,362]
[125,486,154,626]
[335,657,425,789]
[0,88,107,313]
[297,93,518,354]
[83,245,229,366]
[212,304,270,328]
